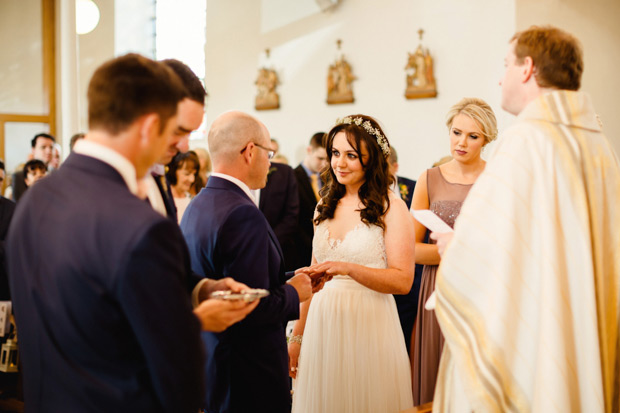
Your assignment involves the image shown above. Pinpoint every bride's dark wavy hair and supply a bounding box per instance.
[315,114,394,230]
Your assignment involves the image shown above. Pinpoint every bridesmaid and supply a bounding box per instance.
[410,98,498,406]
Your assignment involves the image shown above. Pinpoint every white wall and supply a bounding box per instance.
[77,0,115,132]
[205,0,516,180]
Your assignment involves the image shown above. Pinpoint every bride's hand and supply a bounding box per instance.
[308,261,350,278]
[294,266,310,275]
[288,340,301,379]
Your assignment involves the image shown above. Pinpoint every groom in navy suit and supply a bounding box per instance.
[181,111,313,413]
[7,55,258,412]
[7,54,207,412]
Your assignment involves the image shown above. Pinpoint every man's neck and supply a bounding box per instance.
[212,165,250,188]
[86,129,145,177]
[517,84,557,116]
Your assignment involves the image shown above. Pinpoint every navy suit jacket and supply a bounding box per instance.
[10,170,27,202]
[181,176,300,413]
[293,164,318,267]
[259,163,300,271]
[153,171,178,221]
[7,153,205,412]
[0,196,15,300]
[393,175,422,352]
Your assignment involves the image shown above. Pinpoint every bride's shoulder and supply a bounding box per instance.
[385,191,411,226]
[387,191,407,212]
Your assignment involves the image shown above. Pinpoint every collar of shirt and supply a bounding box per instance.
[150,163,166,176]
[301,163,322,188]
[73,139,139,196]
[301,163,313,178]
[210,172,256,204]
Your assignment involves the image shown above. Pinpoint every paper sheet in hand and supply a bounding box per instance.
[411,209,454,233]
[425,291,436,310]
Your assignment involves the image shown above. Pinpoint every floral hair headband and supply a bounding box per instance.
[335,116,390,156]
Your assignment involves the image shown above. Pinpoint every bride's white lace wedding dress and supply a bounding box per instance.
[292,221,413,413]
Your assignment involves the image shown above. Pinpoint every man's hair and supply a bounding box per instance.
[23,159,47,176]
[31,133,55,148]
[0,160,5,172]
[512,25,583,91]
[309,132,326,149]
[69,133,85,151]
[87,53,187,135]
[162,59,207,105]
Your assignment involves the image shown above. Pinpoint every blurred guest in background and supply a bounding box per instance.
[11,133,55,202]
[293,132,328,268]
[257,161,300,271]
[388,147,416,209]
[49,143,62,171]
[192,147,211,196]
[23,159,48,189]
[0,160,15,300]
[271,138,289,164]
[69,132,86,152]
[167,151,200,224]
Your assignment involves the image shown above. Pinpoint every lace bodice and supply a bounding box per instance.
[313,221,387,279]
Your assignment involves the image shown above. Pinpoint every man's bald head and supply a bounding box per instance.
[208,111,266,165]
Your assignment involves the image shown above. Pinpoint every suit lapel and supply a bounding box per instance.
[265,223,284,263]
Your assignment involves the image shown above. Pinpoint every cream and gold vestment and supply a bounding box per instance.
[434,91,620,413]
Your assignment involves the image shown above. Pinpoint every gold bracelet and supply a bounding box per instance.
[289,335,302,345]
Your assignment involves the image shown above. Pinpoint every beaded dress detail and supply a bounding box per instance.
[292,221,413,413]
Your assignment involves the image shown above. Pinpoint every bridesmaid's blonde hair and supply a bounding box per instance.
[445,97,498,144]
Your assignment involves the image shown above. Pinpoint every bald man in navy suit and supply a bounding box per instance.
[181,111,313,413]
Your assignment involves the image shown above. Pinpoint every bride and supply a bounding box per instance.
[289,115,414,412]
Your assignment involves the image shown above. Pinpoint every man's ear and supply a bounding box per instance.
[241,142,254,164]
[522,56,535,83]
[306,145,313,155]
[139,113,161,146]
